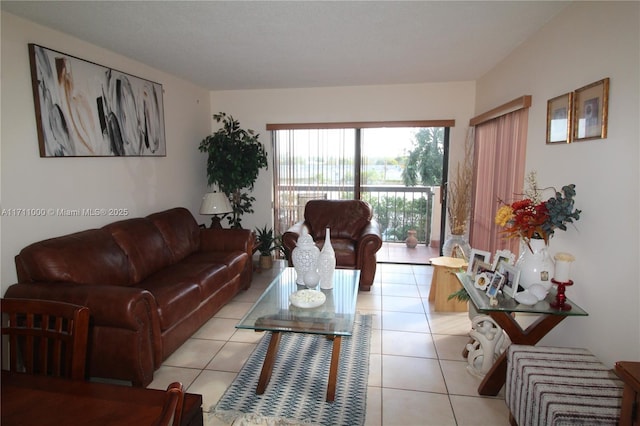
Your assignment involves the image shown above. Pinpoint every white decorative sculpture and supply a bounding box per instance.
[291,228,320,285]
[465,314,507,378]
[317,228,336,289]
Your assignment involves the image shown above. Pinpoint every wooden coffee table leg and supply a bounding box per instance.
[326,336,342,402]
[257,332,281,395]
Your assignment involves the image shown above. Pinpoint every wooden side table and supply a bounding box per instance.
[615,361,640,426]
[428,256,468,312]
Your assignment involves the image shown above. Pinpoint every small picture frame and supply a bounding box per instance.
[498,263,520,298]
[573,77,609,141]
[492,249,515,271]
[546,92,573,144]
[486,271,505,298]
[467,249,491,277]
[474,272,492,290]
[472,261,493,278]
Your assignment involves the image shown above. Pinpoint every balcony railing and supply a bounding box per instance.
[275,185,437,244]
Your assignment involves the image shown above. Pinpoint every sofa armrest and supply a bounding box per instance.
[200,228,253,253]
[4,282,159,331]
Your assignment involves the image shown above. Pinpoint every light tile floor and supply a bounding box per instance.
[147,261,509,425]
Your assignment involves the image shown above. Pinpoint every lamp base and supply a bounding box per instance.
[209,215,224,229]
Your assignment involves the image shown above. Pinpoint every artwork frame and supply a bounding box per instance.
[28,43,166,157]
[546,92,573,144]
[498,263,520,298]
[573,77,609,142]
[467,249,492,277]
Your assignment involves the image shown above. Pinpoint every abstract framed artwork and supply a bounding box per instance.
[28,44,166,157]
[573,77,609,142]
[546,92,573,144]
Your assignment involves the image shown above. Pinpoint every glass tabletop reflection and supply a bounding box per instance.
[236,267,360,336]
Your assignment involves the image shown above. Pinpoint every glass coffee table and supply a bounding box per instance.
[236,267,360,402]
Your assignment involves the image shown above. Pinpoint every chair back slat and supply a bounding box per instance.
[1,298,90,380]
[154,382,184,426]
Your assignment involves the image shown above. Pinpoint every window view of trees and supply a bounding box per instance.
[272,126,446,244]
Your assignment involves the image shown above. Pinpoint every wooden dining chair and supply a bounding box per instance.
[155,381,185,426]
[1,298,90,380]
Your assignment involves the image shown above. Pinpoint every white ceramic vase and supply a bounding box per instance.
[442,233,471,259]
[291,228,320,285]
[317,228,336,289]
[516,238,555,290]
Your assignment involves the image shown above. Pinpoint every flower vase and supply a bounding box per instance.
[405,230,418,248]
[442,233,471,259]
[291,228,320,285]
[516,238,555,291]
[317,228,336,289]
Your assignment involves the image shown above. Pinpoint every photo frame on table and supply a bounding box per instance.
[28,44,166,157]
[498,263,520,298]
[573,77,609,142]
[546,92,573,144]
[472,261,493,278]
[492,249,515,271]
[486,271,505,298]
[467,249,491,276]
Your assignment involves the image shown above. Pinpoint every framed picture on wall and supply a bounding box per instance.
[546,92,573,144]
[28,44,166,157]
[573,78,609,142]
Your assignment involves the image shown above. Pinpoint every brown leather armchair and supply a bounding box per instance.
[282,200,382,291]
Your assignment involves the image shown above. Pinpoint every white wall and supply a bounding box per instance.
[476,2,640,365]
[210,82,476,232]
[0,12,212,290]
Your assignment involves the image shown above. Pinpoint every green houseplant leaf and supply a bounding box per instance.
[199,113,268,228]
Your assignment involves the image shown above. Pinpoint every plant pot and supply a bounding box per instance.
[259,255,273,270]
[405,230,418,248]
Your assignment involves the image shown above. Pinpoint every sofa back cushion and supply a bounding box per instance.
[15,229,131,285]
[304,200,373,241]
[103,218,173,284]
[147,208,200,263]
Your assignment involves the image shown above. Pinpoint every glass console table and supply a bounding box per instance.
[455,272,588,396]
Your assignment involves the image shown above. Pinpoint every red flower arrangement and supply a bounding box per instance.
[495,172,581,245]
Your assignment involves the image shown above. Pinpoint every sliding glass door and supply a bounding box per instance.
[271,123,450,247]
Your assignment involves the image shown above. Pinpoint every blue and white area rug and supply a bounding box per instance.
[213,314,372,426]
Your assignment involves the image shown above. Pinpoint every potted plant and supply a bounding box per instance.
[198,112,268,228]
[254,225,283,270]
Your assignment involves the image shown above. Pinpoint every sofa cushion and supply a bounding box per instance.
[147,208,201,263]
[104,218,173,284]
[304,200,372,241]
[15,229,130,286]
[137,268,202,331]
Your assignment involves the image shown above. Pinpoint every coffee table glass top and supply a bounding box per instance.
[236,268,360,336]
[456,272,588,316]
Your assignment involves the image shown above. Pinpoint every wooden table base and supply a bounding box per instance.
[477,312,566,396]
[256,332,342,402]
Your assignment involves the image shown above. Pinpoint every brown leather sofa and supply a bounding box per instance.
[5,207,253,386]
[282,200,382,291]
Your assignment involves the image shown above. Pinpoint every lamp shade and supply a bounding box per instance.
[199,192,232,215]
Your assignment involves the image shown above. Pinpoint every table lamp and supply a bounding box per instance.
[199,192,232,229]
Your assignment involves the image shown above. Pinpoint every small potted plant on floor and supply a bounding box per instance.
[255,225,283,270]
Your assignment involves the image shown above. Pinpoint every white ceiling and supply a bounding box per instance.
[2,1,570,91]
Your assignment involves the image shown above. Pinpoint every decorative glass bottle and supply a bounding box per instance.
[442,233,471,259]
[516,238,555,290]
[317,228,336,289]
[291,228,320,285]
